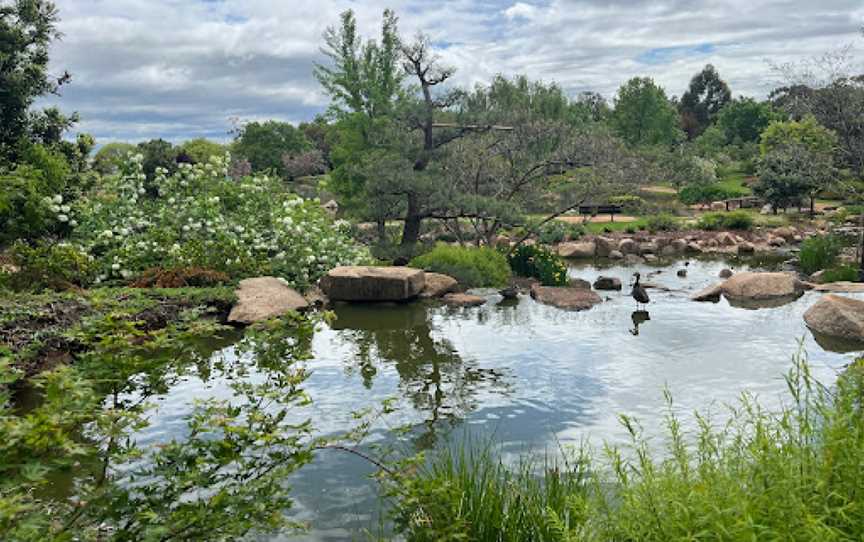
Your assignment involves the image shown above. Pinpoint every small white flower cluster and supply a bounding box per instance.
[43,194,79,227]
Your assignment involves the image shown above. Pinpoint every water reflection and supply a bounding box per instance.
[809,329,864,354]
[330,302,513,448]
[629,310,650,336]
[725,293,804,310]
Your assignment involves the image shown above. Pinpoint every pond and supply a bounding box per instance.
[137,258,862,540]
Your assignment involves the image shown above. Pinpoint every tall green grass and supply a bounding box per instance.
[388,355,864,541]
[799,234,848,275]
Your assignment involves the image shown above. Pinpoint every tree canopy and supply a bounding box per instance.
[759,115,838,157]
[612,77,682,147]
[314,9,403,119]
[231,121,311,177]
[678,64,732,139]
[716,98,781,144]
[180,138,226,164]
[0,0,75,162]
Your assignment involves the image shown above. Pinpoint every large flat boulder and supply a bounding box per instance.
[420,273,459,298]
[558,241,595,259]
[319,266,425,301]
[720,272,810,301]
[530,284,602,311]
[691,272,811,305]
[804,294,864,342]
[228,277,309,324]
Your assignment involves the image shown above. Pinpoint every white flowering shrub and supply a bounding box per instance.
[72,153,368,288]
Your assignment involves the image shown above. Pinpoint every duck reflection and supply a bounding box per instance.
[630,310,651,336]
[330,302,512,449]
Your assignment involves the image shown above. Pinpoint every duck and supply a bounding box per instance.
[631,272,650,310]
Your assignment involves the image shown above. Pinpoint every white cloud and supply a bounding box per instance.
[39,0,864,143]
[504,2,539,21]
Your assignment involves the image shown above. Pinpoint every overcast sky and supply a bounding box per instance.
[41,0,864,144]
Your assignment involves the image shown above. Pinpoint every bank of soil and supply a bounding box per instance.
[0,287,235,377]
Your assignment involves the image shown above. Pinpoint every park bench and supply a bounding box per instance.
[578,204,623,221]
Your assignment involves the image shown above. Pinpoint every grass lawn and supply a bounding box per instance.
[582,217,650,233]
[716,171,753,196]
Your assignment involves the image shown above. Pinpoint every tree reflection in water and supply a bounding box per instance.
[330,301,513,449]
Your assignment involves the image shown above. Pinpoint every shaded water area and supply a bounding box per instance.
[56,259,864,539]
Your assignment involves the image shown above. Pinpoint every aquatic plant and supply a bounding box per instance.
[386,353,864,541]
[799,234,847,275]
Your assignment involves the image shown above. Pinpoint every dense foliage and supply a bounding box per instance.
[798,234,846,275]
[756,139,835,213]
[507,244,568,286]
[409,244,511,288]
[231,121,312,177]
[678,182,741,206]
[0,0,76,162]
[696,210,753,230]
[0,240,94,291]
[678,64,732,139]
[612,77,682,147]
[64,153,367,289]
[0,301,324,540]
[645,213,679,232]
[0,144,80,243]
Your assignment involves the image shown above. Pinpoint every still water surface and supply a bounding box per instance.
[137,259,862,540]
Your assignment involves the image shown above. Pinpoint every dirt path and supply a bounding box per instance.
[641,185,677,195]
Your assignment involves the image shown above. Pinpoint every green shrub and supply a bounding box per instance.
[69,154,368,289]
[645,213,678,232]
[507,244,568,286]
[0,145,77,243]
[799,235,845,275]
[819,265,859,283]
[409,244,511,288]
[0,241,95,291]
[537,221,584,245]
[697,210,753,230]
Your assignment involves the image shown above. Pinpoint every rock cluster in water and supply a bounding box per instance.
[545,226,812,261]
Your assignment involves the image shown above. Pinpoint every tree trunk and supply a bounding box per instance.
[400,195,423,249]
[377,219,387,244]
[859,212,864,282]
